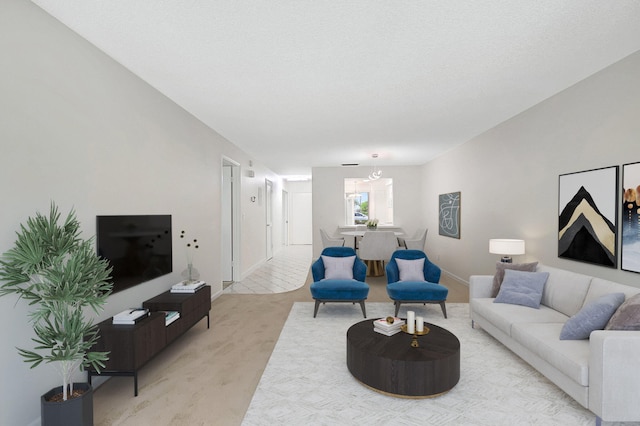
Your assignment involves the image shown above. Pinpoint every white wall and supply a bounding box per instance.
[0,1,281,424]
[239,163,284,277]
[421,50,640,286]
[312,165,424,258]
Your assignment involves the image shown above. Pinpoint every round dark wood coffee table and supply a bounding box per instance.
[346,319,460,398]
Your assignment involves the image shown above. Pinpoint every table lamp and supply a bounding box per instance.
[489,239,525,263]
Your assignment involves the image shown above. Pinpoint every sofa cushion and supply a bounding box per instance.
[386,281,448,301]
[491,261,539,297]
[494,269,549,309]
[537,264,592,317]
[471,298,569,337]
[396,258,426,282]
[321,255,355,280]
[560,293,625,340]
[310,279,369,300]
[606,293,640,330]
[511,322,590,386]
[584,278,640,306]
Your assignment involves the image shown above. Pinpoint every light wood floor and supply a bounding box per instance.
[93,264,469,425]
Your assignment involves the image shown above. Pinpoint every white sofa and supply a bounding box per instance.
[470,264,640,424]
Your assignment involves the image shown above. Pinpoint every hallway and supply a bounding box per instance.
[223,244,313,294]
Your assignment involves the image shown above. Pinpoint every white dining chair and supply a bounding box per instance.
[398,229,428,251]
[358,231,399,276]
[320,228,345,248]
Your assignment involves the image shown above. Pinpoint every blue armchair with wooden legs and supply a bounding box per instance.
[386,249,448,318]
[310,247,369,318]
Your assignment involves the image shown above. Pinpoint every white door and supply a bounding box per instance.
[222,158,240,282]
[282,190,289,246]
[290,192,312,244]
[265,179,273,260]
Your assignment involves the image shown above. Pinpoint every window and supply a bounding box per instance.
[344,178,393,225]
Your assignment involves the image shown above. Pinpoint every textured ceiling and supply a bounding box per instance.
[32,1,640,176]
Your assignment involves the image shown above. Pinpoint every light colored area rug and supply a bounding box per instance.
[243,302,611,426]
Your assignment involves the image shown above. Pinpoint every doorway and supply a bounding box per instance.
[265,179,274,260]
[282,189,289,246]
[222,157,240,286]
[290,191,312,244]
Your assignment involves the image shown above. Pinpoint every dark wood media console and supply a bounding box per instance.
[88,285,211,396]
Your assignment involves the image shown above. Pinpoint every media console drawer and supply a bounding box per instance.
[143,285,211,341]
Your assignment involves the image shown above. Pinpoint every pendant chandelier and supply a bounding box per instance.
[368,153,382,181]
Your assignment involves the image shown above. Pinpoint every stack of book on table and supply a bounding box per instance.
[373,317,405,336]
[171,280,206,293]
[112,308,150,325]
[161,310,180,326]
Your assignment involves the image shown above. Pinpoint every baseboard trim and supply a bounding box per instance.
[442,269,469,287]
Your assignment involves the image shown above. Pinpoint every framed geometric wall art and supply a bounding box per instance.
[558,166,619,268]
[622,161,640,274]
[439,191,461,239]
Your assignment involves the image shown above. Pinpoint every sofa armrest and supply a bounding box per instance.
[469,275,493,299]
[589,330,640,422]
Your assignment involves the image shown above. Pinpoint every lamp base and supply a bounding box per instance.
[500,256,513,263]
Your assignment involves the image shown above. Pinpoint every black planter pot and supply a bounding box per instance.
[41,382,93,426]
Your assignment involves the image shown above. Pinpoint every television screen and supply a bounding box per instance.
[96,215,172,294]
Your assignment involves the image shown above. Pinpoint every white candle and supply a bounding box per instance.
[416,316,424,332]
[407,311,415,334]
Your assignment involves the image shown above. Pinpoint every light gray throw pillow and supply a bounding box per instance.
[560,292,625,340]
[493,269,549,309]
[396,258,426,282]
[491,261,538,297]
[321,255,355,280]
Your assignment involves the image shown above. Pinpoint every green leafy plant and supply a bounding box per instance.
[0,203,113,401]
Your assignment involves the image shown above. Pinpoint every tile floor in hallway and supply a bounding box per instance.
[223,244,313,294]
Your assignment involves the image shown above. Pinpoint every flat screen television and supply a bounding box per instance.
[96,215,172,294]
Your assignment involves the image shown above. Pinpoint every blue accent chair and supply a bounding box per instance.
[386,249,448,318]
[310,247,369,318]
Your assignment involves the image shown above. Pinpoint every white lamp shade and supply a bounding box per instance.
[489,239,525,256]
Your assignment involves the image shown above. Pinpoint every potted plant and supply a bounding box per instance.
[366,218,379,230]
[0,203,113,426]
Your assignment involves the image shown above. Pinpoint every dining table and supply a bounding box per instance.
[341,230,404,249]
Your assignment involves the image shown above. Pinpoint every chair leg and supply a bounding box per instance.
[394,301,401,317]
[359,301,367,318]
[313,300,321,318]
[440,301,448,318]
